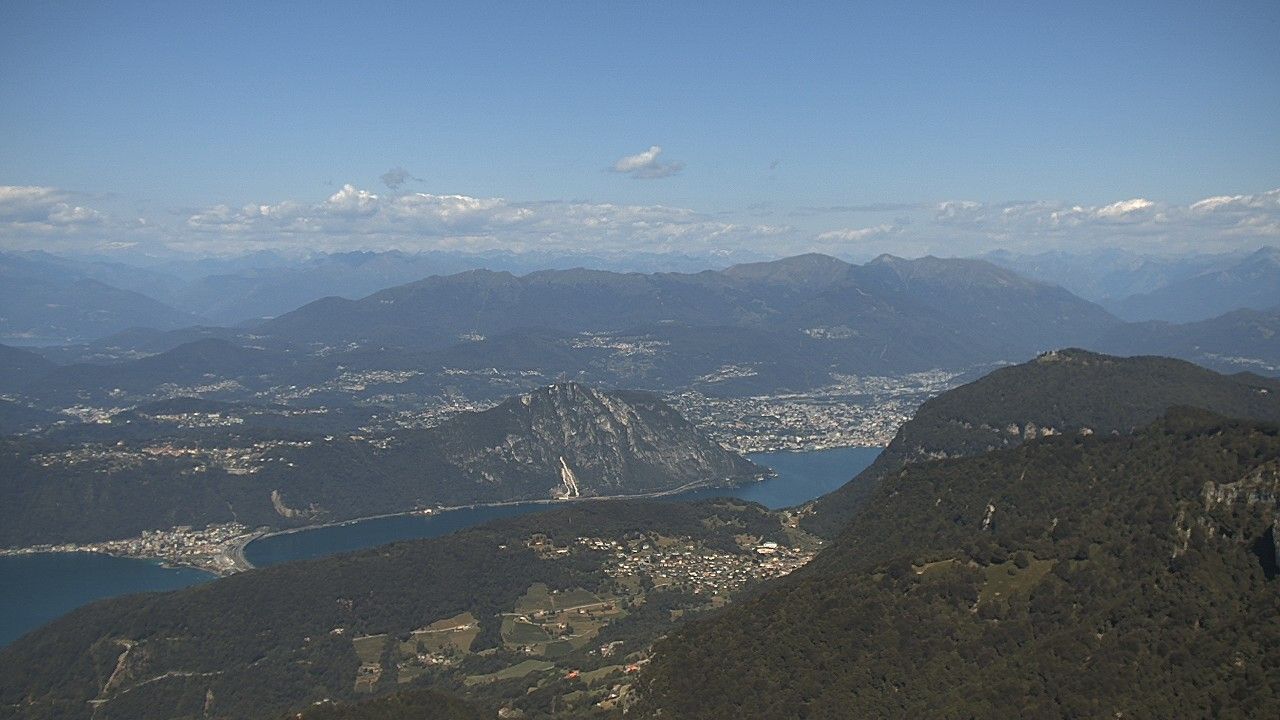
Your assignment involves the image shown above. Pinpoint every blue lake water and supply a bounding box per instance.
[0,553,214,647]
[0,446,880,647]
[675,447,883,509]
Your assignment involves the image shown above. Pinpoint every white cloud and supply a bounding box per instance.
[0,185,103,227]
[175,185,787,255]
[323,184,380,217]
[387,192,523,228]
[1095,198,1154,218]
[0,186,114,251]
[925,189,1280,254]
[816,224,896,243]
[610,145,683,179]
[1189,188,1280,215]
[4,182,1278,259]
[936,197,1160,230]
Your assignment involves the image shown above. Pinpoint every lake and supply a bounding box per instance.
[0,553,214,647]
[0,446,880,647]
[245,446,881,566]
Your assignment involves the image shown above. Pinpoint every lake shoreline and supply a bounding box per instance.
[250,475,764,545]
[1,447,882,648]
[1,474,778,577]
[6,447,882,576]
[245,447,883,570]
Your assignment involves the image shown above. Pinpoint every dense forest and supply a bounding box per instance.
[804,349,1280,537]
[634,409,1280,719]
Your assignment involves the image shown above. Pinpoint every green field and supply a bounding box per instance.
[581,665,624,684]
[404,611,479,655]
[542,639,576,658]
[464,659,556,685]
[980,556,1055,603]
[515,583,555,614]
[352,634,388,664]
[502,616,554,645]
[504,584,626,654]
[554,588,602,610]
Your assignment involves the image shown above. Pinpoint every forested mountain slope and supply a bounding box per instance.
[634,409,1280,719]
[803,349,1280,537]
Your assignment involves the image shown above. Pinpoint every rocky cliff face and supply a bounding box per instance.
[426,382,765,499]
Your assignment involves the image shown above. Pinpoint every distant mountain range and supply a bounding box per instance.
[803,349,1280,537]
[985,246,1280,323]
[5,247,1274,348]
[1,252,1275,420]
[1095,306,1280,374]
[0,249,744,339]
[0,382,762,546]
[982,248,1230,302]
[1109,247,1280,322]
[0,344,54,392]
[0,254,198,345]
[261,253,1116,369]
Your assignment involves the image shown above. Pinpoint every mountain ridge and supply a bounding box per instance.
[634,409,1280,718]
[0,382,762,546]
[802,349,1280,537]
[259,254,1119,372]
[1110,246,1280,323]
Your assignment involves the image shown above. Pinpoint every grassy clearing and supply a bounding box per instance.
[502,616,553,645]
[613,575,643,595]
[554,588,602,610]
[542,639,576,658]
[464,659,555,685]
[980,557,1055,603]
[581,665,624,684]
[397,664,427,684]
[403,611,480,655]
[515,583,554,614]
[426,611,477,632]
[352,634,387,664]
[505,585,625,654]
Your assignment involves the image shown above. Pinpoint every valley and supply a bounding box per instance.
[4,9,1278,717]
[0,447,882,648]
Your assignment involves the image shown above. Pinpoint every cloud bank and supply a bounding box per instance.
[929,189,1280,252]
[1,183,1277,259]
[178,184,784,255]
[0,186,105,230]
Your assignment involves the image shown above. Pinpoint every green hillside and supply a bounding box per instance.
[804,349,1280,537]
[634,409,1280,719]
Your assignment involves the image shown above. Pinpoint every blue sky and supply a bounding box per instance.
[1,1,1278,259]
